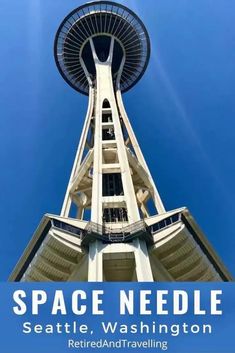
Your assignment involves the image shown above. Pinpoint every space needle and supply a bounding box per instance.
[10,1,232,282]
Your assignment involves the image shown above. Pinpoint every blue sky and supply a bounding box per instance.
[0,0,234,280]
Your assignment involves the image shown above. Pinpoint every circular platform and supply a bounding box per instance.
[54,1,150,95]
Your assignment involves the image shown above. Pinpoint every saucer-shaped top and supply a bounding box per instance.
[54,1,150,95]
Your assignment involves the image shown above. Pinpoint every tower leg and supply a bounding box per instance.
[88,240,103,281]
[133,239,153,281]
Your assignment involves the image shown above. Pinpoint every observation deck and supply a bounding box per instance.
[54,1,150,95]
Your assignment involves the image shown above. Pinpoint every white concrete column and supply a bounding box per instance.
[61,87,94,217]
[116,88,166,215]
[133,238,153,281]
[89,36,140,224]
[88,240,103,281]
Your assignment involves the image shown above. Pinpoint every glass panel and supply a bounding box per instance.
[103,173,123,196]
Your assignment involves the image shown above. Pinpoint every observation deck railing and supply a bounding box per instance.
[51,212,182,247]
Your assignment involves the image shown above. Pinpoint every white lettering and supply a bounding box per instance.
[32,290,47,315]
[51,290,66,315]
[13,290,27,315]
[120,290,133,315]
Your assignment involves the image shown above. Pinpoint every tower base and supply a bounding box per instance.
[9,208,232,282]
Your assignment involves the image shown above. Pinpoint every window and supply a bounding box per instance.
[103,173,123,196]
[102,128,115,140]
[52,220,82,236]
[102,113,113,122]
[102,99,110,108]
[151,213,180,233]
[103,208,128,223]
